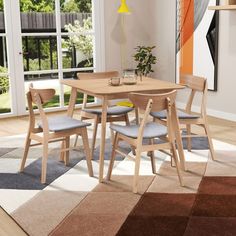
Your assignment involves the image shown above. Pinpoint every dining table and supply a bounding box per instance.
[61,76,185,182]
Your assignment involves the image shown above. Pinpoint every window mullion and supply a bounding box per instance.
[55,0,64,108]
[4,0,25,115]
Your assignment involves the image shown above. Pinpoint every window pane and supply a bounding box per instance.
[20,0,56,33]
[0,75,11,114]
[0,35,10,114]
[0,1,5,33]
[22,36,58,72]
[60,0,92,32]
[61,35,94,69]
[0,36,8,70]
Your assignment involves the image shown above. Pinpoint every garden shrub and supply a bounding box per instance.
[0,66,9,94]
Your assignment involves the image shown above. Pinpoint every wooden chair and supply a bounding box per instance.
[107,90,184,193]
[151,74,215,160]
[20,84,93,184]
[74,71,133,157]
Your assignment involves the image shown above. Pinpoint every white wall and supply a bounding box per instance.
[104,0,236,120]
[104,0,152,73]
[148,0,176,82]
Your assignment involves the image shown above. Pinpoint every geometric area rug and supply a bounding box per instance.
[50,147,236,236]
[50,145,236,236]
[0,132,236,236]
[116,176,236,236]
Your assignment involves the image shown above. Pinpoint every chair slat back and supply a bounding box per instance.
[129,90,177,112]
[77,71,119,80]
[26,91,36,129]
[29,87,56,105]
[180,74,206,92]
[180,74,208,115]
[27,84,53,132]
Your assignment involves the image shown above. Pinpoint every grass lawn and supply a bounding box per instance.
[0,92,11,113]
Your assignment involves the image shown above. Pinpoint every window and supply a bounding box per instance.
[0,0,104,117]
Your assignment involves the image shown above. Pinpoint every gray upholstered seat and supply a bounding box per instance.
[83,106,133,116]
[110,122,167,139]
[38,116,91,132]
[151,110,200,119]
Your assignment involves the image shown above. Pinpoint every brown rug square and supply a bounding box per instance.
[116,215,189,236]
[50,214,127,236]
[192,194,236,217]
[184,216,236,236]
[72,192,141,216]
[198,177,236,195]
[131,193,196,217]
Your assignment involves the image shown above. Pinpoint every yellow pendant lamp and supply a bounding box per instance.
[118,0,131,14]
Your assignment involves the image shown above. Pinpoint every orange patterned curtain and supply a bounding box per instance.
[179,0,194,78]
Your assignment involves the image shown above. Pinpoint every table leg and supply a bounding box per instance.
[171,104,186,171]
[99,97,108,182]
[67,87,77,117]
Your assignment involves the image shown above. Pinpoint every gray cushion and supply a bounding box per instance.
[83,106,133,116]
[38,116,91,132]
[151,110,200,119]
[110,122,167,139]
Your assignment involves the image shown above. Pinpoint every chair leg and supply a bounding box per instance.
[186,124,192,152]
[81,128,93,177]
[125,113,136,155]
[64,137,70,166]
[110,123,115,145]
[73,135,79,147]
[91,116,99,160]
[60,141,65,162]
[20,133,31,172]
[203,123,215,161]
[41,142,48,184]
[107,132,119,180]
[170,151,176,167]
[135,108,139,125]
[74,116,85,148]
[133,148,142,194]
[171,143,184,187]
[124,113,130,125]
[149,139,156,174]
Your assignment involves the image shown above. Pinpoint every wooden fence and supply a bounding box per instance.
[0,12,91,32]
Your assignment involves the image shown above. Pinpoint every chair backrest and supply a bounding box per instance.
[180,74,206,92]
[27,83,55,132]
[180,74,207,116]
[29,87,55,105]
[129,90,177,113]
[77,71,119,80]
[129,91,177,140]
[78,71,119,108]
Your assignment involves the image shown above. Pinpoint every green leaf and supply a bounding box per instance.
[133,45,157,76]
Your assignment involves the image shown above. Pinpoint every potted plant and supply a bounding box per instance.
[133,46,157,80]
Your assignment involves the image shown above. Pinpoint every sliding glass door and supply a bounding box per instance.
[0,0,104,117]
